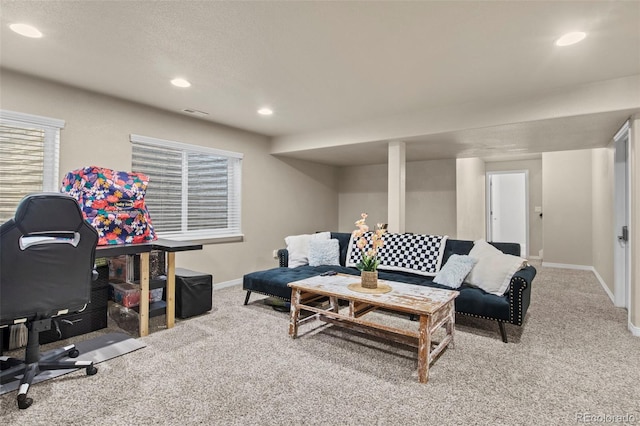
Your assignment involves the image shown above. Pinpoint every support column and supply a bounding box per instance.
[388,141,406,234]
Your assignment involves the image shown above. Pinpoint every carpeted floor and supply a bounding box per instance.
[0,332,145,395]
[1,262,639,425]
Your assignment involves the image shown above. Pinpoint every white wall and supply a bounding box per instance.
[1,70,339,283]
[542,150,593,266]
[486,158,543,258]
[456,158,485,240]
[489,173,527,253]
[630,116,640,332]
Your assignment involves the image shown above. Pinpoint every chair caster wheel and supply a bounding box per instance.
[17,394,33,410]
[68,349,80,358]
[86,365,98,376]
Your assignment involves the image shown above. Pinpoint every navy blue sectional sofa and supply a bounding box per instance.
[243,232,536,342]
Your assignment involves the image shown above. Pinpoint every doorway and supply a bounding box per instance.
[614,121,631,311]
[486,171,529,257]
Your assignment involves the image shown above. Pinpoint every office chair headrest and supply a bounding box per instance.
[14,193,86,234]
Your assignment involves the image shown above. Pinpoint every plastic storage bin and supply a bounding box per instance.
[110,282,163,308]
[110,282,141,308]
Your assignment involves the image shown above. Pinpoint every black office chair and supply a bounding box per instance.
[0,193,99,409]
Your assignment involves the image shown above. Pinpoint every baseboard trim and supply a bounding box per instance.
[214,278,242,291]
[592,268,615,304]
[629,320,640,337]
[542,263,618,306]
[541,262,593,270]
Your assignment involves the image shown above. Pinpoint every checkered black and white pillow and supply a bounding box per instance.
[346,232,448,277]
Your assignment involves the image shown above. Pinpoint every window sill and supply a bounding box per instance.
[156,233,244,245]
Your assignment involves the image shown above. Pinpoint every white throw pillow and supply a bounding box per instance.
[433,254,477,289]
[464,239,527,296]
[285,232,330,268]
[308,238,340,267]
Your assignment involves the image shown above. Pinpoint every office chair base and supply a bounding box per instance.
[1,325,98,410]
[17,393,33,410]
[6,352,98,409]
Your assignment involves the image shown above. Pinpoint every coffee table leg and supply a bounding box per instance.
[289,288,301,338]
[417,314,431,383]
[329,296,339,313]
[447,306,455,349]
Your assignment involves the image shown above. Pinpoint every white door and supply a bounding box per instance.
[487,171,528,257]
[614,122,630,310]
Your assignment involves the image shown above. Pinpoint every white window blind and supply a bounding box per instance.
[130,134,243,240]
[0,110,64,223]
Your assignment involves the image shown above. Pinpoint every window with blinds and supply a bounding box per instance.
[0,110,64,223]
[130,134,243,240]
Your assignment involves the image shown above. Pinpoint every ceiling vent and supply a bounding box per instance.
[182,108,209,116]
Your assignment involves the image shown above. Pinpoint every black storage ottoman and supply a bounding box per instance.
[173,268,213,319]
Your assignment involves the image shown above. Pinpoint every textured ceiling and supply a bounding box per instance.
[1,1,639,165]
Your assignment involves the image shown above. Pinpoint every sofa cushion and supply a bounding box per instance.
[243,265,357,299]
[465,239,527,296]
[433,254,476,289]
[285,232,330,268]
[330,232,352,266]
[309,239,340,267]
[441,239,521,265]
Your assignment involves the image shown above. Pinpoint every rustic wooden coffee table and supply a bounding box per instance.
[288,274,459,383]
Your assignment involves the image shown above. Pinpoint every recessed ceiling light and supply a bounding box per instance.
[555,31,586,47]
[171,78,191,88]
[9,23,43,38]
[257,107,273,116]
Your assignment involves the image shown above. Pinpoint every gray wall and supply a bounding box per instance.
[337,163,388,232]
[1,70,339,283]
[406,159,457,236]
[542,149,593,266]
[337,159,456,236]
[456,158,486,241]
[591,147,615,294]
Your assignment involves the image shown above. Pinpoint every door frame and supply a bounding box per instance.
[613,121,631,311]
[485,170,529,258]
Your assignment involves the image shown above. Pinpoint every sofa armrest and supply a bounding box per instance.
[508,265,536,326]
[277,248,288,267]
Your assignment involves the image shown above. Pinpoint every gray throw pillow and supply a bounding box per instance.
[308,238,340,267]
[433,254,477,289]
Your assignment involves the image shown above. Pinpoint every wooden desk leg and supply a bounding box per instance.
[417,314,431,383]
[288,289,301,338]
[139,252,150,337]
[166,252,176,329]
